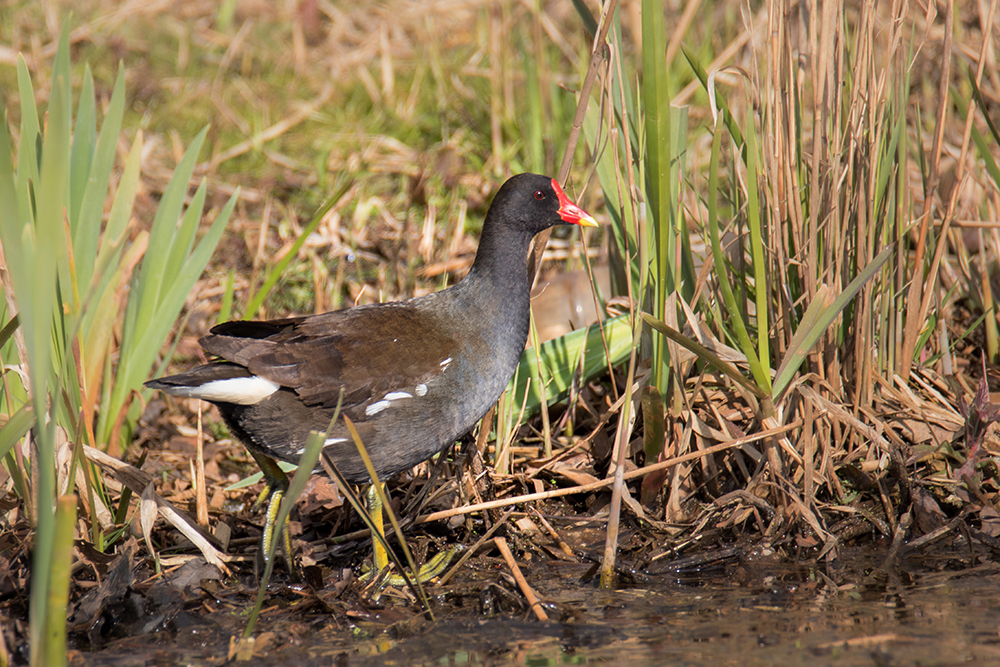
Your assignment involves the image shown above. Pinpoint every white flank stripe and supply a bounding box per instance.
[179,376,280,405]
[365,400,390,416]
[324,437,347,446]
[415,383,428,396]
[383,391,412,401]
[440,357,452,367]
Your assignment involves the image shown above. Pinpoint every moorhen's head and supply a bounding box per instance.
[486,173,597,236]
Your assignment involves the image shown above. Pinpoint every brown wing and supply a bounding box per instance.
[200,302,458,410]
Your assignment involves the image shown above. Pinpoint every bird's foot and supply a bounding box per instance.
[359,544,463,589]
[255,484,299,580]
[250,454,299,581]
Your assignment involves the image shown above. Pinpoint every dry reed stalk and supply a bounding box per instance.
[494,537,548,621]
[489,1,505,178]
[201,85,335,172]
[417,420,802,525]
[196,403,208,527]
[324,420,803,546]
[528,0,619,279]
[900,0,954,381]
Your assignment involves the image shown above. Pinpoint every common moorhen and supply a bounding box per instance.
[146,173,597,576]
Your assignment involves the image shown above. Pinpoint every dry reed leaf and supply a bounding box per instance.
[84,446,230,570]
[139,482,158,565]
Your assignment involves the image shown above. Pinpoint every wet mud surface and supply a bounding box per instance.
[61,544,1000,666]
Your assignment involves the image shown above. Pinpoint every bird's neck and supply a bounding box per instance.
[465,225,534,298]
[441,226,535,356]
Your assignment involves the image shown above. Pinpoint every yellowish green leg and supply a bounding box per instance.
[368,484,390,573]
[249,450,298,580]
[361,485,459,586]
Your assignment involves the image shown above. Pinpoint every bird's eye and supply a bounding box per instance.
[534,190,545,200]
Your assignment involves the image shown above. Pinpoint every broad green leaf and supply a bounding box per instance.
[0,404,34,461]
[75,67,128,291]
[509,314,633,416]
[69,67,97,236]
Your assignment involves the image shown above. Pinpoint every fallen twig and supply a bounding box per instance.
[495,537,548,622]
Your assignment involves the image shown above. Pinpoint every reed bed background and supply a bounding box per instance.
[1,0,999,662]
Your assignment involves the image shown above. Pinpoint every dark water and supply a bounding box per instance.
[351,564,1000,666]
[71,554,1000,666]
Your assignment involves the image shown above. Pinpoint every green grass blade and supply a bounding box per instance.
[681,45,745,156]
[583,101,638,296]
[642,0,673,398]
[706,119,769,391]
[743,117,770,393]
[0,404,34,460]
[243,181,350,319]
[772,243,897,400]
[524,40,545,173]
[134,127,209,321]
[671,106,696,301]
[0,112,22,285]
[25,38,74,617]
[161,180,208,289]
[42,494,76,667]
[969,67,1000,146]
[218,269,237,324]
[569,0,598,37]
[971,124,1000,191]
[102,170,237,446]
[83,130,142,319]
[15,57,40,194]
[641,312,766,399]
[130,192,237,389]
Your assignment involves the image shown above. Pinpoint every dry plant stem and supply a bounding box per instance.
[330,421,802,543]
[196,404,208,527]
[527,0,619,279]
[900,0,953,380]
[555,0,618,184]
[437,509,514,586]
[913,0,998,356]
[489,2,504,178]
[601,324,641,589]
[807,0,837,305]
[532,509,576,558]
[201,84,335,172]
[665,0,704,67]
[529,314,553,457]
[494,536,548,622]
[674,4,764,106]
